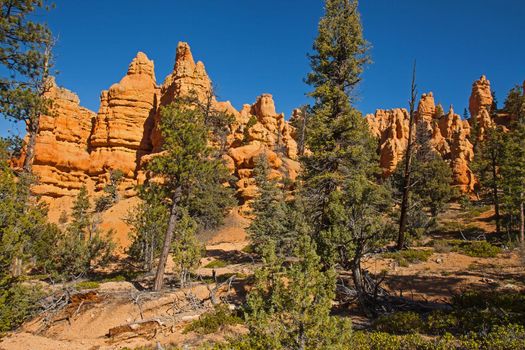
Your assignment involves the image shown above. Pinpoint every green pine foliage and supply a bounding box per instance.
[0,0,53,123]
[392,123,455,240]
[0,138,48,331]
[127,183,169,272]
[241,236,352,350]
[301,0,392,310]
[144,101,234,289]
[247,155,303,256]
[171,209,202,287]
[95,169,124,212]
[500,84,525,240]
[149,102,235,229]
[47,186,115,280]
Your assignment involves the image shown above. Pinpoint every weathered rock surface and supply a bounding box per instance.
[469,75,495,141]
[366,93,475,191]
[31,78,95,197]
[89,52,159,192]
[26,42,298,215]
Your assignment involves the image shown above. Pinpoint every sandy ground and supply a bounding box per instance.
[2,206,524,350]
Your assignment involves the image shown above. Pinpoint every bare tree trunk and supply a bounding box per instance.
[491,155,501,234]
[298,106,308,157]
[520,192,525,244]
[397,62,417,250]
[23,40,52,173]
[153,187,181,291]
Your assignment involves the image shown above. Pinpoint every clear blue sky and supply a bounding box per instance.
[2,0,525,137]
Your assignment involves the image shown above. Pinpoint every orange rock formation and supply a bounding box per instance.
[366,92,475,192]
[27,42,299,214]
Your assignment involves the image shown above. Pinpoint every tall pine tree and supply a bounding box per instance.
[302,0,392,311]
[149,102,234,291]
[1,0,55,172]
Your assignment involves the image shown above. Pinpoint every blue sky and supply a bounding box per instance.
[2,0,525,137]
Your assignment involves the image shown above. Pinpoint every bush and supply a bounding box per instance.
[382,249,433,267]
[0,283,43,333]
[204,259,229,268]
[430,240,501,258]
[446,240,501,258]
[373,311,423,334]
[183,304,242,335]
[75,281,100,290]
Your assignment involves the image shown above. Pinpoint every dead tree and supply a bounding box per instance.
[397,62,418,250]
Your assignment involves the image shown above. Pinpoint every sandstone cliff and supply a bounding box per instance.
[28,42,298,216]
[366,92,475,192]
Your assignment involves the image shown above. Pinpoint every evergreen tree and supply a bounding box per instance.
[302,0,392,310]
[471,126,506,234]
[0,138,50,330]
[127,183,169,272]
[1,0,55,172]
[248,155,294,256]
[95,169,124,212]
[434,103,445,118]
[392,122,455,241]
[500,84,525,242]
[49,186,115,279]
[149,102,234,291]
[171,209,202,287]
[241,235,352,350]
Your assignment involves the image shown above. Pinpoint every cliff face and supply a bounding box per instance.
[366,93,475,192]
[28,42,299,211]
[28,40,509,209]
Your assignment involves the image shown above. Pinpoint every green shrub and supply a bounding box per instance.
[373,312,423,334]
[204,259,229,268]
[430,240,501,258]
[382,249,433,267]
[0,283,43,333]
[75,281,100,290]
[183,304,243,335]
[453,240,501,258]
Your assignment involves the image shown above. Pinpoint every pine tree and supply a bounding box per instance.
[127,183,169,272]
[95,169,124,212]
[149,102,234,291]
[242,235,352,350]
[500,84,525,242]
[50,186,115,279]
[472,126,506,234]
[248,155,293,256]
[171,209,202,287]
[302,0,392,310]
[1,0,55,172]
[435,103,445,118]
[0,138,49,330]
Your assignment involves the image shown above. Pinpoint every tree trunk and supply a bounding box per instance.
[153,187,181,291]
[520,193,525,244]
[491,156,501,234]
[22,118,39,173]
[397,63,417,250]
[298,106,308,157]
[351,255,371,316]
[23,41,52,173]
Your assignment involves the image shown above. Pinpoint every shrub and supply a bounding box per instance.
[373,312,423,334]
[204,259,229,268]
[75,281,100,290]
[183,304,242,335]
[453,241,501,258]
[0,283,43,333]
[383,249,433,267]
